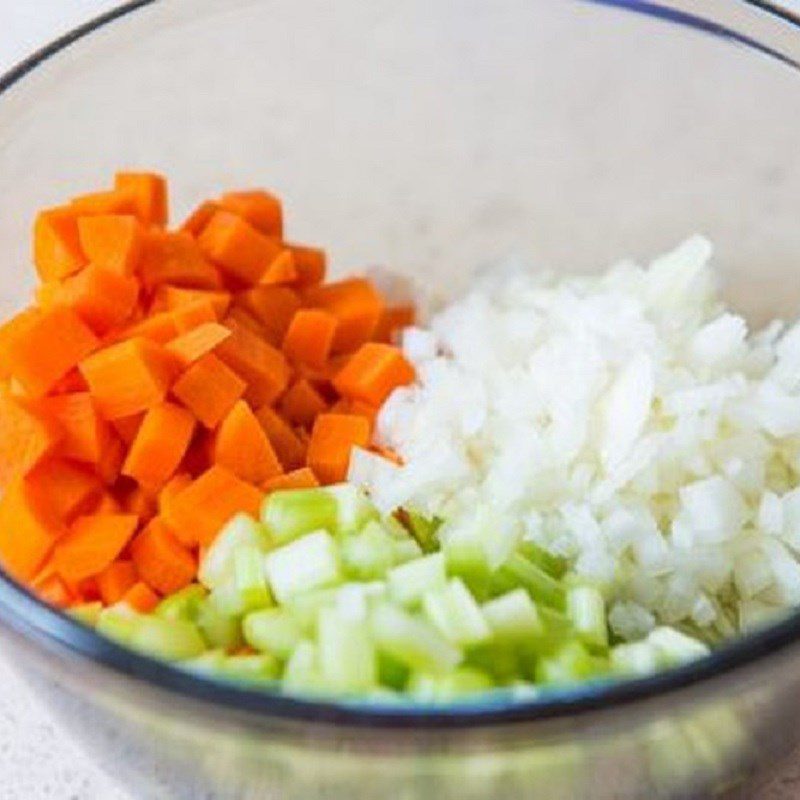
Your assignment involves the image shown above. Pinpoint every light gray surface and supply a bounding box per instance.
[2,3,800,799]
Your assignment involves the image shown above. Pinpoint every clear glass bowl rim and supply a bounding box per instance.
[1,0,800,729]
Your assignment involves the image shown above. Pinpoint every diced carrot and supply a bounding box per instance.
[218,190,283,237]
[306,413,370,484]
[80,337,178,419]
[122,311,180,344]
[372,444,403,465]
[114,171,168,227]
[121,581,160,612]
[285,243,326,287]
[260,250,298,285]
[305,277,384,353]
[130,518,196,594]
[198,210,283,285]
[282,308,338,369]
[278,378,327,428]
[77,214,144,275]
[333,342,415,406]
[50,368,89,395]
[216,318,290,407]
[171,299,218,333]
[123,485,159,523]
[331,398,378,430]
[71,189,137,216]
[161,465,263,547]
[0,476,66,581]
[158,473,192,517]
[53,513,138,583]
[34,573,74,608]
[166,322,231,366]
[254,405,307,471]
[223,306,267,337]
[212,400,282,485]
[96,559,138,605]
[171,353,246,429]
[263,467,319,493]
[235,285,300,343]
[33,206,86,281]
[0,391,63,486]
[27,460,102,521]
[49,264,140,334]
[122,402,196,488]
[96,435,126,484]
[0,308,40,380]
[91,492,122,515]
[35,393,109,464]
[151,286,231,317]
[0,306,98,397]
[139,229,221,291]
[180,200,220,236]
[110,413,144,446]
[374,304,416,343]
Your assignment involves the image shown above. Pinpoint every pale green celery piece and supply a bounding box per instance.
[422,578,492,646]
[199,513,268,589]
[69,602,103,627]
[341,521,399,580]
[264,530,342,603]
[196,599,243,650]
[234,544,274,611]
[610,641,660,676]
[324,483,379,534]
[220,653,280,683]
[404,510,441,553]
[535,640,600,685]
[283,640,323,692]
[334,581,386,622]
[566,585,608,649]
[388,553,447,607]
[181,649,226,675]
[383,513,412,541]
[499,553,566,611]
[467,641,530,683]
[284,588,340,633]
[156,584,207,622]
[370,603,462,674]
[129,617,206,661]
[96,604,141,644]
[378,651,410,691]
[261,488,338,544]
[243,608,303,659]
[482,588,545,642]
[647,626,710,667]
[208,575,249,618]
[318,607,377,692]
[409,667,494,701]
[392,536,423,564]
[518,540,567,579]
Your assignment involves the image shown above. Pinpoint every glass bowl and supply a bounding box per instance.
[2,2,800,797]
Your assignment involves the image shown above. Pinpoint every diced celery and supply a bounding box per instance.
[378,652,410,691]
[383,514,413,541]
[261,489,338,543]
[467,642,531,683]
[96,604,140,644]
[610,641,660,676]
[566,585,608,649]
[535,641,601,685]
[181,649,226,675]
[156,584,207,622]
[404,510,441,553]
[334,582,386,622]
[441,508,520,575]
[422,578,491,646]
[129,617,206,661]
[392,536,423,564]
[370,603,462,674]
[283,640,323,692]
[234,544,273,610]
[388,553,447,607]
[324,483,378,534]
[199,513,268,589]
[208,575,249,618]
[519,540,567,579]
[498,553,566,611]
[284,588,340,633]
[410,667,494,701]
[341,521,399,580]
[196,599,243,650]
[69,602,103,627]
[647,627,710,667]
[220,653,280,683]
[243,608,303,659]
[264,530,342,603]
[318,607,377,692]
[482,589,545,642]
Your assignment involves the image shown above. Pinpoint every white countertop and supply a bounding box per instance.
[2,3,800,799]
